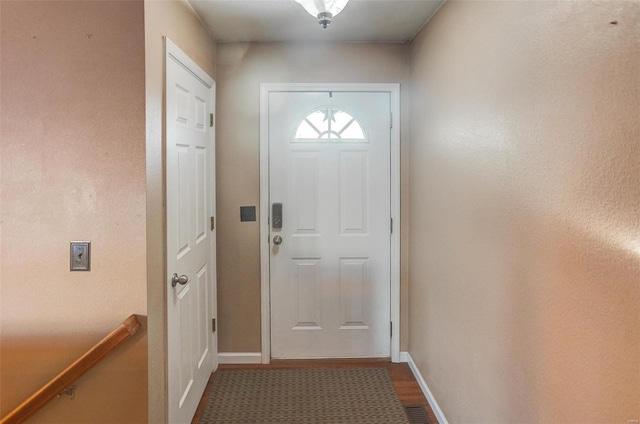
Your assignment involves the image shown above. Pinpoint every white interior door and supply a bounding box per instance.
[269,91,391,359]
[166,39,217,424]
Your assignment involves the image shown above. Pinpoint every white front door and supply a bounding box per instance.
[268,91,391,359]
[166,39,217,424]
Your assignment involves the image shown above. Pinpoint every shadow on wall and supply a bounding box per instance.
[0,320,148,423]
[408,1,640,421]
[502,203,640,421]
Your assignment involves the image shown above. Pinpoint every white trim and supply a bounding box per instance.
[259,83,402,364]
[209,82,218,371]
[218,353,263,365]
[389,84,401,363]
[399,351,410,363]
[406,353,449,424]
[259,85,271,364]
[165,38,214,89]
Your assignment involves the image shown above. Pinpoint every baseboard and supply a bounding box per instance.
[399,351,409,363]
[405,353,449,424]
[218,352,262,364]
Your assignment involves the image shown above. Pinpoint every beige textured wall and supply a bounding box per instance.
[144,1,216,422]
[409,1,640,422]
[216,42,410,352]
[0,1,147,422]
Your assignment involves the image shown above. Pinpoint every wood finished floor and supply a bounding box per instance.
[192,359,438,424]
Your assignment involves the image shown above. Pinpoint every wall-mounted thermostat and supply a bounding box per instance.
[70,241,91,271]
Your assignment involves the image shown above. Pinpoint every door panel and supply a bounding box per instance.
[339,257,369,328]
[166,40,216,424]
[269,91,391,359]
[340,151,368,234]
[293,258,322,329]
[293,153,319,233]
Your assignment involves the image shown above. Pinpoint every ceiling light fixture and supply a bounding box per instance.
[294,0,350,28]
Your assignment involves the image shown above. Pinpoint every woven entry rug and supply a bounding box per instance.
[200,367,411,424]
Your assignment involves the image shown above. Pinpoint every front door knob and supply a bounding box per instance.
[273,235,283,245]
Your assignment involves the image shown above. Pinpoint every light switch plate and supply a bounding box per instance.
[240,206,256,222]
[70,241,91,271]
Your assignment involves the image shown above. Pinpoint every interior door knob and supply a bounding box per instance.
[171,273,189,288]
[273,235,283,245]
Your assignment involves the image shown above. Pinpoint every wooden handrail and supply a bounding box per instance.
[1,315,141,424]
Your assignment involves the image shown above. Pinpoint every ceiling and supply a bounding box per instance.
[188,0,446,43]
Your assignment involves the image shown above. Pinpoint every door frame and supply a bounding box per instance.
[259,83,401,363]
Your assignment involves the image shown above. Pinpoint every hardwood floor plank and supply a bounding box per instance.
[192,360,439,424]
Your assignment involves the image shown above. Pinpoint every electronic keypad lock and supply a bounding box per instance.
[272,203,283,229]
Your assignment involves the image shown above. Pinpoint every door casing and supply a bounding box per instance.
[259,83,401,363]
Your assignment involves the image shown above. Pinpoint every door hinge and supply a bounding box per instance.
[210,216,215,231]
[390,321,393,338]
[390,112,393,129]
[210,113,214,128]
[390,217,393,234]
[212,318,216,333]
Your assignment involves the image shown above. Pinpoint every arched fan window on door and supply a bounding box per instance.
[294,107,367,142]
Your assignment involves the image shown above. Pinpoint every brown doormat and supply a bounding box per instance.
[199,368,410,424]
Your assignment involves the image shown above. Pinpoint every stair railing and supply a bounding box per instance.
[0,314,142,424]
